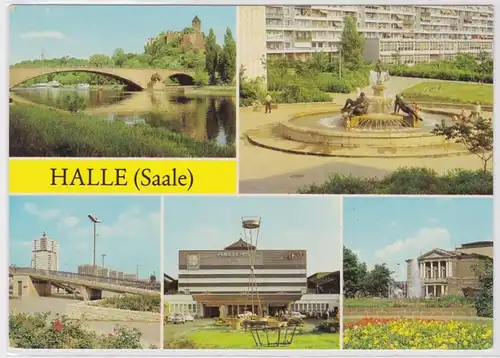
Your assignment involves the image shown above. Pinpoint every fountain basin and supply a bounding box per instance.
[281,118,445,148]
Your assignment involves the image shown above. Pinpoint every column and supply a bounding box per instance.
[430,262,434,278]
[420,263,424,278]
[438,261,441,278]
[448,261,452,277]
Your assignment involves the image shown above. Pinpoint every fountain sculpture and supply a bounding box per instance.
[343,67,422,131]
[408,259,423,298]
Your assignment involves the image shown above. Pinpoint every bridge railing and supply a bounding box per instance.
[9,267,160,291]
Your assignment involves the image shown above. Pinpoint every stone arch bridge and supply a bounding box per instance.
[9,67,195,90]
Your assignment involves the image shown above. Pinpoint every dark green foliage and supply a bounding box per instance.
[299,167,492,195]
[218,28,236,84]
[313,320,340,333]
[9,103,235,158]
[96,294,161,312]
[9,312,143,349]
[385,52,493,83]
[340,16,365,71]
[474,259,493,318]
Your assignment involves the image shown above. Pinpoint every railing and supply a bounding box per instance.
[10,267,161,291]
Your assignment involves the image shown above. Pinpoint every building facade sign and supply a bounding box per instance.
[217,251,249,257]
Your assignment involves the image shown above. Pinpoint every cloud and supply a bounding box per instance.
[96,206,160,241]
[24,203,60,220]
[375,227,451,261]
[389,221,398,228]
[20,31,66,40]
[59,216,80,228]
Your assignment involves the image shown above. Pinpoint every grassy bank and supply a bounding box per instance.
[10,103,235,158]
[184,85,235,96]
[402,81,493,105]
[298,167,492,195]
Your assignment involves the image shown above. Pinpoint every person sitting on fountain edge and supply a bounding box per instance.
[341,92,368,115]
[393,94,423,121]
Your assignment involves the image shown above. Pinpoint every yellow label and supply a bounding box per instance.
[9,159,237,194]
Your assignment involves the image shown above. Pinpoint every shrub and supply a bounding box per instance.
[474,259,493,318]
[10,103,235,158]
[298,167,492,195]
[314,320,340,333]
[165,339,200,349]
[9,312,143,349]
[344,318,492,349]
[96,294,160,312]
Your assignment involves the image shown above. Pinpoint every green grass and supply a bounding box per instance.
[185,86,236,96]
[9,103,235,158]
[344,299,402,308]
[402,81,493,105]
[344,296,475,308]
[166,328,339,349]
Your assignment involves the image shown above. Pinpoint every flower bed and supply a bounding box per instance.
[344,317,492,350]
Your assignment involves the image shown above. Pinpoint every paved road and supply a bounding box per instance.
[239,77,492,194]
[9,297,160,348]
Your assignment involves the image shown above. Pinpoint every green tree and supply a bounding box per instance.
[218,27,236,84]
[364,264,394,297]
[474,259,493,318]
[204,28,218,85]
[112,48,126,67]
[343,246,368,298]
[340,16,365,70]
[88,54,112,68]
[432,116,493,172]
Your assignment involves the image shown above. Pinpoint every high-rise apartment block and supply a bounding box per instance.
[264,5,493,64]
[31,232,59,271]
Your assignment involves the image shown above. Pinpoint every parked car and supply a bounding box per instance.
[184,314,195,322]
[289,311,306,319]
[171,313,185,324]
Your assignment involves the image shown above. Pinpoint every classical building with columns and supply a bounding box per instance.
[406,241,492,297]
[164,238,339,318]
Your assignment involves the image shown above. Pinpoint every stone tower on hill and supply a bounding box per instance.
[192,15,201,32]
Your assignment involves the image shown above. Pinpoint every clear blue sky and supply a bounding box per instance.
[164,196,341,278]
[9,5,236,64]
[9,196,161,279]
[343,197,493,281]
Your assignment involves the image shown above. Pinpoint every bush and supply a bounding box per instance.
[9,312,144,349]
[10,103,235,158]
[344,318,492,349]
[314,320,340,333]
[385,53,493,83]
[299,167,492,195]
[165,339,200,349]
[96,294,160,312]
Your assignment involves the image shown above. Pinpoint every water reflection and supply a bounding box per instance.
[12,88,236,145]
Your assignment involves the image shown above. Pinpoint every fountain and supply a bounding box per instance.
[245,63,468,157]
[408,259,423,298]
[347,70,422,131]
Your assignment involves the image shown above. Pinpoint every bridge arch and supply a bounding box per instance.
[9,67,195,91]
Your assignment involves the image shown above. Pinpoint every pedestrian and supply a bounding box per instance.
[265,93,272,114]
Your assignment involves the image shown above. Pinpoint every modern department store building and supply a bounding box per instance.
[164,239,340,318]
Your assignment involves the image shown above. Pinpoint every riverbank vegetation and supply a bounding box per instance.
[402,81,493,105]
[10,103,235,158]
[386,51,493,83]
[240,16,369,106]
[298,167,492,195]
[12,24,236,88]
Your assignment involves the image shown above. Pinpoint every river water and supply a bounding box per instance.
[12,88,236,146]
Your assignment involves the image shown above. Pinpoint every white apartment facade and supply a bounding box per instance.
[31,232,59,271]
[263,5,493,64]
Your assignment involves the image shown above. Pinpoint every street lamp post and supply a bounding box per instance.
[87,214,102,267]
[101,254,106,267]
[136,264,139,280]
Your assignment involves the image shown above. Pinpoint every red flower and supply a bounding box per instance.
[53,320,64,332]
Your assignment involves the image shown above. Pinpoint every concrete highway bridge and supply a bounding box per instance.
[9,66,195,90]
[10,267,161,301]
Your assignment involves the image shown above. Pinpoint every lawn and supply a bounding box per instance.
[9,103,235,158]
[402,81,493,105]
[344,296,475,308]
[164,322,340,349]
